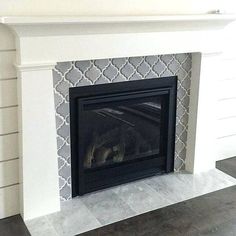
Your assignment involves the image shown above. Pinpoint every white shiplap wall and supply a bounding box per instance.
[0,24,19,219]
[217,22,236,160]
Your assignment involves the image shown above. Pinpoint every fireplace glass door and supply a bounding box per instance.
[82,96,165,170]
[70,77,177,196]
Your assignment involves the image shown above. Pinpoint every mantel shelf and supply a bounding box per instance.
[0,14,236,25]
[1,14,235,66]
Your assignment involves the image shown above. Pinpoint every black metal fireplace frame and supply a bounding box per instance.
[70,77,177,196]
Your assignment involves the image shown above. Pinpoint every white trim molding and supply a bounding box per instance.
[0,14,235,220]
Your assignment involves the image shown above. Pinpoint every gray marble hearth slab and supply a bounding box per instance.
[46,198,101,236]
[144,173,195,203]
[25,216,58,236]
[25,168,236,236]
[112,181,173,214]
[144,169,236,204]
[80,189,135,225]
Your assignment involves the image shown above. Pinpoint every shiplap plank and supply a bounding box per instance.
[0,107,18,135]
[0,184,19,219]
[0,159,19,188]
[217,135,236,160]
[0,133,18,162]
[218,98,236,119]
[217,117,236,138]
[0,25,15,51]
[0,79,17,107]
[217,79,236,100]
[0,51,16,79]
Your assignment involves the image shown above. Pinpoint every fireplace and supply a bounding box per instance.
[2,15,233,219]
[70,76,177,196]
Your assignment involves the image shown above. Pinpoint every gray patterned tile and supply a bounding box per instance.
[59,183,71,201]
[153,60,166,75]
[112,58,126,68]
[120,62,134,78]
[55,115,64,129]
[113,74,127,82]
[161,54,173,65]
[129,56,143,67]
[53,54,192,200]
[55,80,70,97]
[58,143,70,160]
[53,70,63,87]
[85,65,101,83]
[56,102,69,118]
[129,72,143,81]
[146,70,158,78]
[168,59,180,74]
[55,62,73,74]
[182,60,192,72]
[137,61,150,76]
[65,67,82,85]
[161,69,173,77]
[75,61,90,72]
[175,54,188,63]
[54,93,64,108]
[176,67,188,79]
[57,123,70,139]
[145,55,159,66]
[103,63,118,80]
[94,59,110,70]
[76,77,91,86]
[94,76,110,84]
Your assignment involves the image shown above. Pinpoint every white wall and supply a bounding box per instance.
[0,24,19,219]
[0,0,228,16]
[216,21,236,160]
[0,0,236,219]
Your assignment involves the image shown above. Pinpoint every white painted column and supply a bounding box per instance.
[17,64,60,220]
[186,52,221,173]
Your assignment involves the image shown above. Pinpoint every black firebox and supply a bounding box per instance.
[70,77,177,196]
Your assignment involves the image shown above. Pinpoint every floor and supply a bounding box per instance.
[0,215,30,236]
[216,156,236,178]
[81,186,236,236]
[81,157,236,236]
[0,157,235,236]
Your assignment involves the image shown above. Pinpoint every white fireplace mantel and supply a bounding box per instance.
[1,14,235,64]
[1,14,235,220]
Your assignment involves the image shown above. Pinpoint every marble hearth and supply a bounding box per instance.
[25,169,236,236]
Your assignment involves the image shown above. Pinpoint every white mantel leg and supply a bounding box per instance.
[17,64,60,220]
[186,52,221,173]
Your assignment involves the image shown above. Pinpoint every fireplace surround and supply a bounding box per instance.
[1,14,235,220]
[54,54,191,200]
